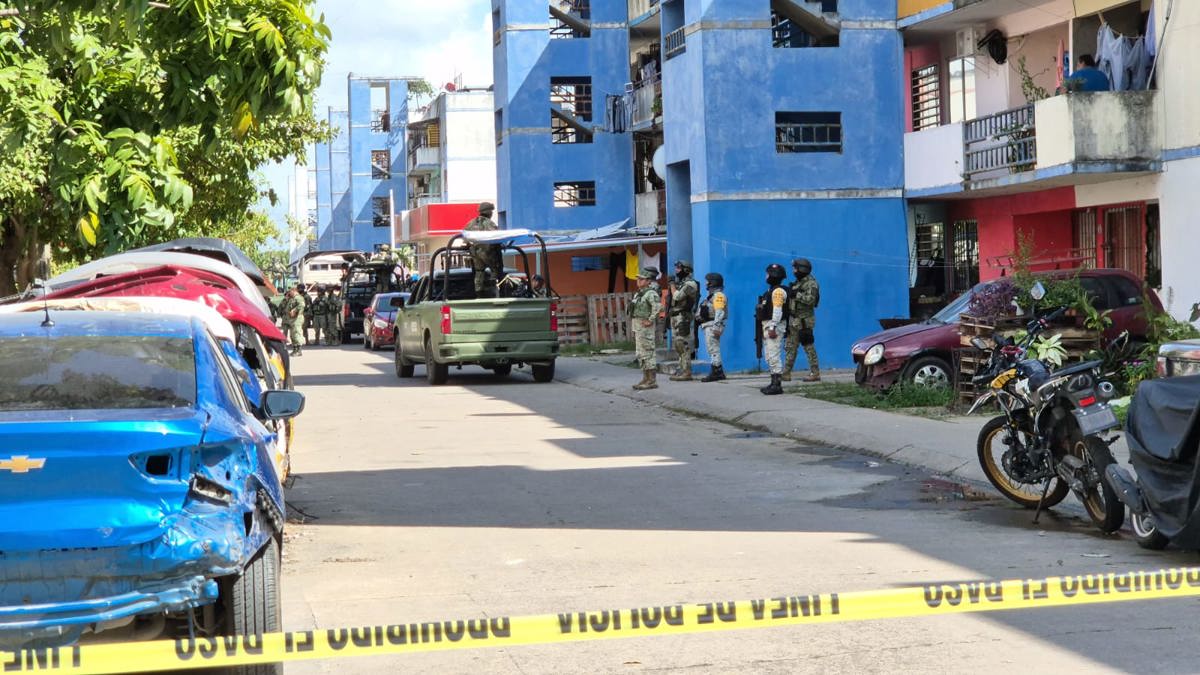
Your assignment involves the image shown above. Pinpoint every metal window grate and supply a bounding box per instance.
[951,220,979,293]
[369,109,390,133]
[1105,205,1145,279]
[911,64,940,131]
[370,150,390,179]
[371,197,390,228]
[775,112,842,153]
[554,181,596,207]
[1072,209,1099,269]
[664,27,686,59]
[551,77,594,144]
[551,0,591,38]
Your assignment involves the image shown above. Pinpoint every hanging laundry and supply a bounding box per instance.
[625,247,639,280]
[638,246,660,278]
[1146,1,1157,59]
[1096,24,1153,92]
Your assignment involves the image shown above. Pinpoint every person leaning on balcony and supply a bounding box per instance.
[1065,54,1111,93]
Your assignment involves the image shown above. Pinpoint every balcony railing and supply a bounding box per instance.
[408,145,440,172]
[963,104,1035,177]
[664,27,686,60]
[369,109,390,133]
[635,190,665,229]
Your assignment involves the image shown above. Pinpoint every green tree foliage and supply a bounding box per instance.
[0,1,330,295]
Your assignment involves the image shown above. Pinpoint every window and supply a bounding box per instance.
[550,0,590,39]
[371,150,390,179]
[571,255,608,272]
[0,335,196,411]
[911,64,940,131]
[770,2,839,49]
[775,112,842,153]
[554,181,596,207]
[948,57,976,124]
[371,197,390,227]
[551,77,593,144]
[369,84,390,132]
[492,8,502,45]
[1109,276,1144,307]
[950,219,979,293]
[1072,208,1098,269]
[494,109,503,146]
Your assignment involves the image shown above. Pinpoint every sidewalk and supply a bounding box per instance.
[557,356,1130,486]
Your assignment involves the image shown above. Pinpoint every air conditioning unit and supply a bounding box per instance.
[955,26,981,58]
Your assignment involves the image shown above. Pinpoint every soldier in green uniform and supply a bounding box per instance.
[281,288,306,356]
[311,285,329,346]
[667,260,700,381]
[324,286,343,345]
[464,202,504,298]
[783,257,821,382]
[628,266,662,390]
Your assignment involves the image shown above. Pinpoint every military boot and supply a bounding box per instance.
[670,360,693,381]
[634,369,658,390]
[760,374,783,395]
[781,356,794,381]
[701,365,726,382]
[802,369,821,383]
[632,370,650,390]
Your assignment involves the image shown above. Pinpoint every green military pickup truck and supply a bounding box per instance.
[392,229,559,385]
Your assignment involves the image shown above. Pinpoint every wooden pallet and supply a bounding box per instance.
[956,314,1102,404]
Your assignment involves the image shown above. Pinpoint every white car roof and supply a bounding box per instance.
[45,251,272,316]
[0,296,237,342]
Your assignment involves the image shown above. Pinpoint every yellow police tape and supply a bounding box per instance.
[7,566,1200,673]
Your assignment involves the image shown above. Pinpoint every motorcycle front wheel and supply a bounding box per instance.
[977,415,1069,509]
[1130,511,1169,550]
[1069,434,1125,534]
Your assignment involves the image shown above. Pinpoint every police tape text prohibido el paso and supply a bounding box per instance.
[6,566,1200,674]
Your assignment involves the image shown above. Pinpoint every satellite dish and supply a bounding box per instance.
[651,146,666,181]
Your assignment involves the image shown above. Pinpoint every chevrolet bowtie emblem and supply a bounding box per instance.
[0,456,46,474]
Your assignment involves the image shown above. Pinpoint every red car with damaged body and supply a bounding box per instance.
[362,292,410,350]
[851,268,1163,390]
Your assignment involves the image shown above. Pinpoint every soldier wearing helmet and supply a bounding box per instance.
[667,260,700,381]
[699,272,728,382]
[464,202,503,298]
[757,263,791,395]
[627,266,663,390]
[311,284,329,346]
[784,257,821,382]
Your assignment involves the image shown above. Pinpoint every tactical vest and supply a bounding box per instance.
[757,285,792,322]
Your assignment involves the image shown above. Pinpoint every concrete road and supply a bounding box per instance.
[281,346,1198,674]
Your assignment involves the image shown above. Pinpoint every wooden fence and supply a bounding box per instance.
[556,292,636,345]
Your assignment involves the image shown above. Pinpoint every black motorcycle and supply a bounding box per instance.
[967,297,1125,532]
[1106,374,1200,549]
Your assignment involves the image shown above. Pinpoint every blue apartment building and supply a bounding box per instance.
[313,76,411,252]
[494,0,910,371]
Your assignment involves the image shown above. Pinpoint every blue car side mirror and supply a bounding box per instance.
[260,390,305,420]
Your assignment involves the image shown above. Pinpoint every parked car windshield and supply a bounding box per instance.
[929,285,984,324]
[0,335,196,411]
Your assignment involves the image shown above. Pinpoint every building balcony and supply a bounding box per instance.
[635,190,665,230]
[408,145,440,174]
[627,76,661,129]
[905,91,1161,198]
[410,193,443,209]
[628,0,659,22]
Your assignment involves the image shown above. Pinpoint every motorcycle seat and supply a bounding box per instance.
[1053,360,1102,379]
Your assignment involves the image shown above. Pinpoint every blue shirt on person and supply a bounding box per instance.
[1068,67,1111,92]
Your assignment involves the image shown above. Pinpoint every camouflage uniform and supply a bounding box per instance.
[311,289,328,345]
[783,259,821,382]
[627,267,662,390]
[668,261,700,381]
[757,264,791,395]
[324,290,343,345]
[465,202,503,297]
[282,292,306,356]
[699,272,727,382]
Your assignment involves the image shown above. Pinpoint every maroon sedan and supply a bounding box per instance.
[363,292,409,351]
[851,269,1162,390]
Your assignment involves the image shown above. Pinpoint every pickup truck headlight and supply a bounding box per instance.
[864,344,885,366]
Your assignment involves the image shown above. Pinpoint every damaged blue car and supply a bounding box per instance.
[0,311,302,670]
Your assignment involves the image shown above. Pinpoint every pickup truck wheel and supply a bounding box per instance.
[395,342,414,378]
[220,536,282,674]
[532,361,556,383]
[425,339,448,385]
[493,364,512,377]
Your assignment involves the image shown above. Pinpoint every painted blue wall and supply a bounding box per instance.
[314,136,332,243]
[493,0,633,232]
[661,0,909,371]
[324,109,352,251]
[347,78,409,251]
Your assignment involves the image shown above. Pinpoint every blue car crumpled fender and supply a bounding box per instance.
[0,312,286,650]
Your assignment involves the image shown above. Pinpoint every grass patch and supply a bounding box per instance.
[797,382,955,416]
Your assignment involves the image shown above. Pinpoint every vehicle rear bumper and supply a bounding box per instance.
[0,576,218,647]
[437,339,559,364]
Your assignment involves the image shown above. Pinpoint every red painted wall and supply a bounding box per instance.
[546,244,666,297]
[904,45,943,133]
[947,187,1077,280]
[403,203,482,240]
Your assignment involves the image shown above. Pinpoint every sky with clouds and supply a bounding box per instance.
[259,0,493,242]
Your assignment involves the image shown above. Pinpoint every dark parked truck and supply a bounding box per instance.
[393,229,559,384]
[340,259,404,343]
